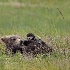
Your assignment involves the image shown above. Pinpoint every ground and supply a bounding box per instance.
[0,0,70,70]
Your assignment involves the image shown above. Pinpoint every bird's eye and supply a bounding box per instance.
[28,37,31,40]
[27,37,33,40]
[13,38,16,40]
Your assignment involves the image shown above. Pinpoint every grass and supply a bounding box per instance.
[1,52,70,70]
[0,0,70,70]
[0,1,70,36]
[0,53,69,70]
[0,6,70,36]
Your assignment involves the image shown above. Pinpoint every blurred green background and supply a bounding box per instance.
[0,0,70,37]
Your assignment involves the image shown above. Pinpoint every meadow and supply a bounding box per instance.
[0,0,70,70]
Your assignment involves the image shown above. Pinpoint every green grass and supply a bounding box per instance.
[0,0,70,36]
[0,6,70,36]
[0,0,70,70]
[1,46,69,70]
[0,53,69,70]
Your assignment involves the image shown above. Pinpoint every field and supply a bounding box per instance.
[0,0,70,70]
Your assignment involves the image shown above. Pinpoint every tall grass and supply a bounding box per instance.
[0,53,69,70]
[0,5,70,36]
